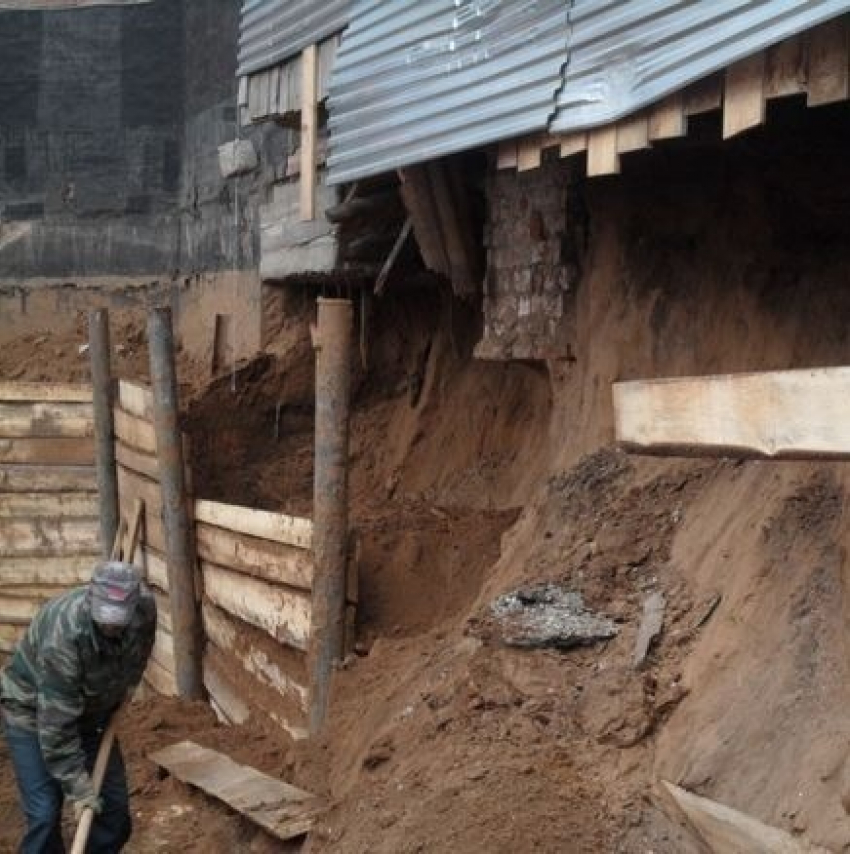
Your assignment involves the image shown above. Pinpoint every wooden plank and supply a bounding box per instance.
[398,166,451,279]
[202,563,311,651]
[0,464,96,493]
[496,140,518,170]
[0,438,94,466]
[616,112,649,153]
[145,656,178,697]
[648,93,686,140]
[203,603,308,712]
[115,441,159,482]
[0,555,97,586]
[0,517,100,557]
[116,465,165,552]
[194,499,312,550]
[586,125,620,176]
[149,741,323,841]
[300,43,318,221]
[0,402,93,439]
[613,366,850,458]
[558,132,587,158]
[0,382,91,402]
[117,381,154,421]
[723,52,766,138]
[683,74,723,115]
[113,407,156,455]
[151,625,176,675]
[764,35,807,99]
[195,523,313,591]
[153,589,172,633]
[139,546,169,592]
[0,584,69,600]
[203,654,251,725]
[659,781,830,854]
[516,134,542,172]
[0,624,24,654]
[0,492,98,518]
[0,596,42,624]
[806,17,850,106]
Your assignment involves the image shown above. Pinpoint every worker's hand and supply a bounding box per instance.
[72,793,103,821]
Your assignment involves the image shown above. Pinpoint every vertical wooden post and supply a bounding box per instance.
[300,43,318,221]
[308,298,352,734]
[148,307,203,700]
[88,308,118,558]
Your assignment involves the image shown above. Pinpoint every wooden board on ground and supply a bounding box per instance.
[195,523,313,591]
[0,491,98,518]
[613,367,850,458]
[658,781,830,853]
[149,741,323,841]
[0,382,92,402]
[194,499,313,550]
[201,563,311,651]
[0,464,96,493]
[0,555,97,586]
[0,438,94,466]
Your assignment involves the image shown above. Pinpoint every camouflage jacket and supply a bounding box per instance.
[0,585,156,802]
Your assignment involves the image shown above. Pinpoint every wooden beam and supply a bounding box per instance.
[616,112,649,153]
[723,52,767,138]
[0,382,91,402]
[149,741,323,841]
[0,517,100,557]
[614,366,850,458]
[516,134,542,172]
[0,555,97,586]
[586,125,620,176]
[195,523,313,590]
[0,438,93,466]
[648,93,686,140]
[0,464,96,493]
[203,603,309,712]
[659,781,831,854]
[806,17,850,106]
[558,132,587,159]
[201,562,311,651]
[0,492,98,518]
[300,43,318,221]
[117,380,154,422]
[194,499,312,550]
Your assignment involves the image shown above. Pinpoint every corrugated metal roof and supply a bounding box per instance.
[551,0,850,132]
[326,0,850,184]
[237,0,349,77]
[326,0,569,185]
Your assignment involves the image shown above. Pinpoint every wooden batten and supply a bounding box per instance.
[0,464,96,493]
[113,408,157,455]
[558,131,587,159]
[648,93,686,140]
[0,382,92,403]
[683,74,723,115]
[616,112,649,153]
[193,499,313,550]
[300,43,318,221]
[195,522,313,590]
[201,562,311,651]
[516,134,543,172]
[723,52,767,138]
[586,125,620,176]
[806,16,850,106]
[0,438,94,466]
[614,366,850,458]
[0,491,98,518]
[764,35,807,98]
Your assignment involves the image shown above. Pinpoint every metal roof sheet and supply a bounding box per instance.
[237,0,349,77]
[326,0,569,185]
[552,0,850,133]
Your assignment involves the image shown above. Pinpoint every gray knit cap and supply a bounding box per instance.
[89,561,142,627]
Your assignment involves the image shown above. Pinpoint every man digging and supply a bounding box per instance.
[0,562,156,853]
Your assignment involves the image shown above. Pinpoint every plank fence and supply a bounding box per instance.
[0,383,99,658]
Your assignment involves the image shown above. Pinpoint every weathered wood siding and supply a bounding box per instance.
[0,383,98,657]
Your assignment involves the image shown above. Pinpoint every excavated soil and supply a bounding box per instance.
[3,103,850,852]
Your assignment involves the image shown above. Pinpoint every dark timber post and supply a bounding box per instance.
[148,307,203,699]
[308,298,353,734]
[88,309,119,558]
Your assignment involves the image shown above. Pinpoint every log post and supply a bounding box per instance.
[308,298,352,734]
[148,307,203,699]
[88,309,118,559]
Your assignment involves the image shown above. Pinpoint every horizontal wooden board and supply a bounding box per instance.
[116,465,166,552]
[115,442,159,482]
[139,546,169,592]
[149,741,322,841]
[0,464,96,493]
[0,595,42,624]
[117,381,154,421]
[194,499,313,550]
[113,407,156,455]
[0,584,71,600]
[0,623,24,653]
[145,656,178,697]
[195,523,312,591]
[203,653,251,725]
[614,367,850,458]
[0,402,93,439]
[0,438,94,465]
[0,492,98,518]
[0,517,100,557]
[0,382,92,403]
[203,603,308,712]
[202,563,311,651]
[0,555,98,586]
